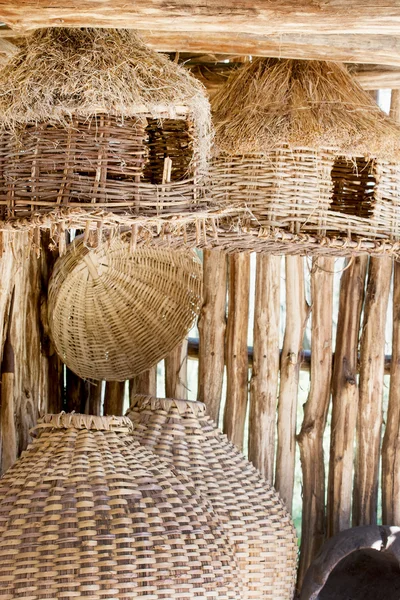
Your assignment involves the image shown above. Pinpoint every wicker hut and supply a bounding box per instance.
[47,237,203,381]
[127,395,298,600]
[210,59,400,256]
[0,413,241,599]
[0,28,213,240]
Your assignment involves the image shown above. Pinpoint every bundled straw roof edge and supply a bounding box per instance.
[212,58,400,161]
[0,27,212,172]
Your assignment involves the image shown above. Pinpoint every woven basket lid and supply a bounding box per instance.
[212,58,400,160]
[48,238,203,381]
[127,395,298,600]
[0,413,241,599]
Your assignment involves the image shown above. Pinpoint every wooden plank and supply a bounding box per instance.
[165,340,188,399]
[382,258,400,525]
[2,1,400,36]
[248,254,280,482]
[223,252,250,451]
[197,249,227,423]
[297,257,334,589]
[275,256,310,512]
[327,256,368,538]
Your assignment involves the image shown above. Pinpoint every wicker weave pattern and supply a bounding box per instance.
[48,238,203,381]
[127,395,298,600]
[211,148,400,248]
[0,413,241,600]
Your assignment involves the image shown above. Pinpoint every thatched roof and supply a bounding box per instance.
[0,27,212,170]
[212,58,400,160]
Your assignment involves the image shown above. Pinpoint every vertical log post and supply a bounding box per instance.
[382,258,400,524]
[275,255,310,511]
[104,381,125,415]
[382,89,400,526]
[249,254,280,482]
[1,290,16,473]
[327,256,368,537]
[130,367,157,398]
[353,256,392,526]
[165,339,188,399]
[65,368,88,413]
[297,256,334,588]
[223,252,250,450]
[198,249,227,423]
[88,381,102,416]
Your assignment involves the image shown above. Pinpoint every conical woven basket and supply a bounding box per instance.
[127,395,298,600]
[0,28,215,239]
[209,58,400,257]
[48,237,203,381]
[0,413,241,600]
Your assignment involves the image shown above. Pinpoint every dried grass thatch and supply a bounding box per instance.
[0,27,212,171]
[212,58,400,160]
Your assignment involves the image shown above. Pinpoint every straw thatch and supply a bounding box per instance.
[48,237,203,381]
[209,58,400,256]
[0,413,241,599]
[0,27,211,170]
[127,395,298,600]
[212,58,400,160]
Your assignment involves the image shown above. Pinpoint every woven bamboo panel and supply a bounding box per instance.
[127,395,298,600]
[0,413,241,599]
[48,238,203,381]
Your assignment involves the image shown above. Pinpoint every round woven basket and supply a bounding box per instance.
[209,58,400,257]
[127,395,298,600]
[0,413,241,599]
[0,28,214,239]
[48,238,203,381]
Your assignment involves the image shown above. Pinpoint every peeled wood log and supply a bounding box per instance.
[275,256,310,512]
[0,290,16,474]
[249,254,280,482]
[130,368,157,398]
[198,249,227,423]
[327,256,368,537]
[0,233,16,365]
[382,258,400,525]
[223,252,250,451]
[104,381,125,416]
[353,257,392,526]
[297,257,334,589]
[165,339,188,400]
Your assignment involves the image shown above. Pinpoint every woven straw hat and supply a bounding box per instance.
[0,27,213,236]
[127,395,298,600]
[0,413,241,599]
[48,237,202,381]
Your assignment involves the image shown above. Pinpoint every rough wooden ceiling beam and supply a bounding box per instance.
[2,1,400,35]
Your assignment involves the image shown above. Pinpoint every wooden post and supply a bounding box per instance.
[104,381,125,415]
[327,256,368,537]
[88,381,102,416]
[382,258,400,525]
[65,368,88,413]
[130,367,157,398]
[297,256,334,588]
[165,339,188,399]
[353,256,392,526]
[0,290,16,474]
[382,90,400,526]
[198,249,227,423]
[223,252,250,450]
[249,254,280,482]
[275,255,310,512]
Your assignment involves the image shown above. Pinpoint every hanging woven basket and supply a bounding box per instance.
[208,58,400,257]
[0,28,214,240]
[127,395,298,600]
[48,237,203,381]
[0,413,241,599]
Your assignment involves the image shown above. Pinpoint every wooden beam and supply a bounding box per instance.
[2,1,400,36]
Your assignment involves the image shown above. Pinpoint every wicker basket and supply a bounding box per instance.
[48,237,202,381]
[0,28,214,239]
[0,413,241,599]
[209,59,400,257]
[127,395,298,600]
